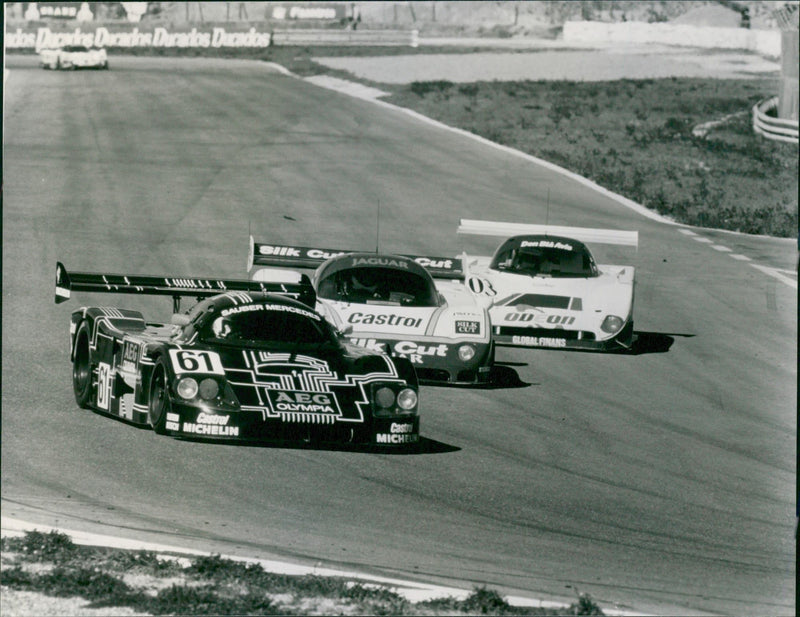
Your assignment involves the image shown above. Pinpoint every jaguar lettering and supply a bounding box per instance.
[352,257,408,268]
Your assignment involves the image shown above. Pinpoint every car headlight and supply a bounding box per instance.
[458,344,476,362]
[375,387,396,408]
[176,377,198,399]
[397,388,418,411]
[601,315,624,334]
[198,378,219,400]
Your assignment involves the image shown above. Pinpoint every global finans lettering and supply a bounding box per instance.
[182,423,240,436]
[511,336,567,348]
[348,313,422,328]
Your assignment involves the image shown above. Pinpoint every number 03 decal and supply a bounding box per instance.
[169,349,225,375]
[466,276,497,297]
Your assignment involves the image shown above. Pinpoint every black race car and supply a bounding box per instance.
[55,263,420,447]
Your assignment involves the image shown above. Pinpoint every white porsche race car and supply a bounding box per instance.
[458,219,638,352]
[40,45,108,70]
[248,238,494,385]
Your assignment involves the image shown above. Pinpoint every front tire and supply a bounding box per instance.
[148,362,171,435]
[72,330,92,409]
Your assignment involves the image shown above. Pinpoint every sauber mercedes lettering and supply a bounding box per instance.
[54,262,420,448]
[458,219,638,352]
[248,238,494,385]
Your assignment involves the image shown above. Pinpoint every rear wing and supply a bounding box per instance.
[248,237,464,280]
[457,219,638,248]
[55,262,316,312]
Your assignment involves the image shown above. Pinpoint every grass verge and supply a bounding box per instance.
[2,530,605,615]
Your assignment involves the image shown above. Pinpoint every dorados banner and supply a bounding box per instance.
[6,26,272,50]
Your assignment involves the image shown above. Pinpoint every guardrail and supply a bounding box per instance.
[271,29,418,47]
[752,96,800,143]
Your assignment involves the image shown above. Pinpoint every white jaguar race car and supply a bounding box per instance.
[457,219,638,352]
[40,45,108,70]
[248,238,494,385]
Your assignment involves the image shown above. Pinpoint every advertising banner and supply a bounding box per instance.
[269,3,345,21]
[5,25,272,50]
[25,2,90,20]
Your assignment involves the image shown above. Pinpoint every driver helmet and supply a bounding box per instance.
[211,317,233,339]
[351,269,379,292]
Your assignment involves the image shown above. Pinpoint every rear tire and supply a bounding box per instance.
[72,331,92,409]
[148,362,171,435]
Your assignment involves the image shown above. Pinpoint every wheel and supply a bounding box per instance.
[72,330,92,409]
[148,361,171,435]
[103,61,108,70]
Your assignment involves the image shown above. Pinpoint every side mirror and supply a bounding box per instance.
[339,325,353,336]
[171,313,190,326]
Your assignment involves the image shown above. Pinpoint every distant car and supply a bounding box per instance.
[40,45,108,70]
[458,219,638,351]
[248,238,494,385]
[55,262,420,448]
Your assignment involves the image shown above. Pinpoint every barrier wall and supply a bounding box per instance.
[752,97,800,143]
[562,21,782,57]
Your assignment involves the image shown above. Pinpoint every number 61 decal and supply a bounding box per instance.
[169,349,225,375]
[466,276,497,297]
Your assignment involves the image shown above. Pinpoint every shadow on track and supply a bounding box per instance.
[177,435,460,455]
[422,364,531,390]
[630,331,693,355]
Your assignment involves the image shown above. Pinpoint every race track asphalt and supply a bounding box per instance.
[2,54,796,616]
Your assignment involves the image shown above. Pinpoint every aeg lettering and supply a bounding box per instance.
[267,390,340,414]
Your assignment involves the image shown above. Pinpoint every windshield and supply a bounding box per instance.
[202,304,336,347]
[492,244,596,278]
[317,267,438,306]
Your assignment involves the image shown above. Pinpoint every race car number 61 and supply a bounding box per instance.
[169,349,225,375]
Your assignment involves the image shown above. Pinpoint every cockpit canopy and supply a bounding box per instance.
[184,294,337,347]
[490,235,598,278]
[316,254,440,307]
